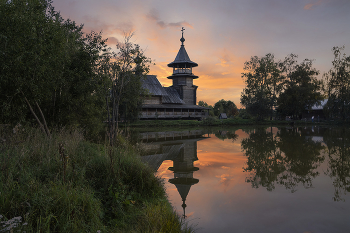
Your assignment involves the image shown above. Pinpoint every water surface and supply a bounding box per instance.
[138,126,350,233]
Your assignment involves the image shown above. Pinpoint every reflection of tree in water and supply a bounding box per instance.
[242,127,324,192]
[323,128,350,201]
[214,130,238,142]
[242,127,284,191]
[277,127,324,192]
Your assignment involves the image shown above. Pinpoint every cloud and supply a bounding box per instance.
[82,15,134,36]
[304,0,324,10]
[106,37,119,46]
[215,49,234,67]
[146,9,193,29]
[216,173,232,183]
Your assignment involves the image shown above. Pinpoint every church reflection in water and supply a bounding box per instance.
[139,130,208,218]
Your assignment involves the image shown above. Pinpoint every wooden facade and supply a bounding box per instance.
[140,103,208,120]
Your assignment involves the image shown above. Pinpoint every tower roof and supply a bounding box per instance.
[167,27,198,68]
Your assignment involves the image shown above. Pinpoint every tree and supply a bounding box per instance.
[198,100,209,108]
[0,0,108,135]
[198,100,214,116]
[277,55,322,119]
[240,54,281,120]
[213,99,238,117]
[99,34,151,146]
[324,46,350,120]
[0,0,63,135]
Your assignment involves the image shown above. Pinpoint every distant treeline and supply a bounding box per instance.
[200,49,350,122]
[239,50,350,121]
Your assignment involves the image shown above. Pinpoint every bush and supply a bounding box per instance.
[238,109,251,119]
[202,116,217,125]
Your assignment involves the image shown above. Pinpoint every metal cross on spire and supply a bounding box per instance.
[180,27,185,45]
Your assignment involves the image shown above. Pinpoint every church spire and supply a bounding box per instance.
[167,27,198,69]
[180,27,185,45]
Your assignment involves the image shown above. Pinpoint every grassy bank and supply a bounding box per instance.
[130,117,335,128]
[0,127,193,232]
[130,117,253,128]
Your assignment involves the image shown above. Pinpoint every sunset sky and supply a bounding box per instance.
[52,0,350,107]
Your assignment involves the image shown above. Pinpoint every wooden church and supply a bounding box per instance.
[140,28,209,120]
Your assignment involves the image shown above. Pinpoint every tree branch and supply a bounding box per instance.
[35,101,51,138]
[23,95,48,137]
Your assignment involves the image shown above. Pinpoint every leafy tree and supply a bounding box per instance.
[277,55,322,119]
[0,0,108,135]
[0,0,63,135]
[99,34,151,145]
[198,100,209,107]
[198,100,214,116]
[238,108,251,119]
[324,46,350,120]
[213,99,238,117]
[240,54,281,120]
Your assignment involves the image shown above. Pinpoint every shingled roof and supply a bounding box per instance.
[167,45,198,68]
[163,87,185,104]
[141,75,168,96]
[142,75,184,104]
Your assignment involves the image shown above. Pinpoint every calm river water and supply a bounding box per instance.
[136,126,350,233]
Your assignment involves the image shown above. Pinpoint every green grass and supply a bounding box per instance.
[130,117,340,128]
[0,126,193,232]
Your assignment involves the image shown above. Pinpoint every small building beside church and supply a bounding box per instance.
[140,28,209,120]
[219,113,228,119]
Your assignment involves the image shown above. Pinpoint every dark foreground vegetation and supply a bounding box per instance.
[0,126,193,233]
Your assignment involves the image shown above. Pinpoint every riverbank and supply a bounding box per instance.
[129,117,342,128]
[0,127,193,232]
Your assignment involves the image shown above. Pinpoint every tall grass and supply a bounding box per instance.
[0,126,193,232]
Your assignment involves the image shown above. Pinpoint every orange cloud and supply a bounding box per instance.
[304,0,324,10]
[106,37,119,46]
[216,173,234,185]
[216,58,230,67]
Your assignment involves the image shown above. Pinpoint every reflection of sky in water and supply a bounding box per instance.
[156,128,350,233]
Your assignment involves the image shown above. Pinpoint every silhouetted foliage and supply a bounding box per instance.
[241,54,281,120]
[241,53,325,121]
[324,46,350,120]
[198,100,214,116]
[213,99,238,117]
[98,34,151,145]
[277,55,322,119]
[0,0,108,135]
